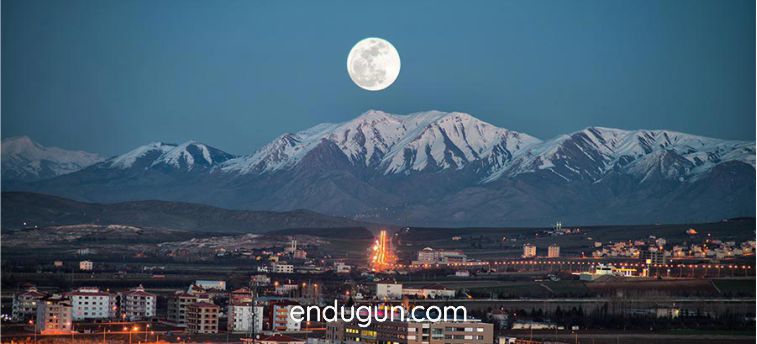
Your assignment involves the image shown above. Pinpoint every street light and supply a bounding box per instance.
[128,325,139,344]
[28,319,37,344]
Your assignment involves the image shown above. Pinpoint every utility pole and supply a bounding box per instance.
[249,283,257,343]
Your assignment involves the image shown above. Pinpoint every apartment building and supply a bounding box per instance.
[36,295,73,334]
[267,300,301,332]
[66,287,114,320]
[228,301,264,334]
[186,302,220,334]
[167,292,208,326]
[118,285,156,321]
[12,286,46,321]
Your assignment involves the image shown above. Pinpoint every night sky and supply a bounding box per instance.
[2,0,754,156]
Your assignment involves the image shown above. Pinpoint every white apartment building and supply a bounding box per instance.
[119,285,156,321]
[272,262,294,274]
[227,302,264,334]
[66,287,114,320]
[270,301,301,332]
[12,286,46,321]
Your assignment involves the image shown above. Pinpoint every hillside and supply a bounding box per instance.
[1,192,373,233]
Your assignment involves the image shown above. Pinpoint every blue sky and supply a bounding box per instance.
[2,0,754,155]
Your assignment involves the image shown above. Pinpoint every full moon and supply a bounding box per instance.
[347,37,401,91]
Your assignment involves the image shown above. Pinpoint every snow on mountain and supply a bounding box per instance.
[485,127,755,183]
[4,112,753,227]
[153,141,235,170]
[220,110,540,175]
[107,141,234,171]
[108,142,175,169]
[1,136,103,182]
[7,112,752,189]
[382,111,540,173]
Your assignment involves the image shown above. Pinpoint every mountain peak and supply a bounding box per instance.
[1,136,103,182]
[356,109,394,121]
[106,140,234,171]
[220,110,540,175]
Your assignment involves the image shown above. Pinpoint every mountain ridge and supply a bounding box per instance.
[1,136,104,183]
[3,110,754,226]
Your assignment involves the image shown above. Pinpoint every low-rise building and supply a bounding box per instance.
[335,263,352,274]
[79,260,93,271]
[376,283,403,300]
[186,302,220,334]
[414,248,467,265]
[402,284,456,299]
[522,244,536,258]
[455,270,471,277]
[547,244,560,258]
[272,262,294,274]
[326,319,493,344]
[251,274,272,286]
[231,287,253,304]
[275,283,300,296]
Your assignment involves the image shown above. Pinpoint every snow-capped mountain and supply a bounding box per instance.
[484,127,755,183]
[220,110,541,175]
[220,111,751,186]
[5,110,754,226]
[1,136,103,182]
[105,141,235,171]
